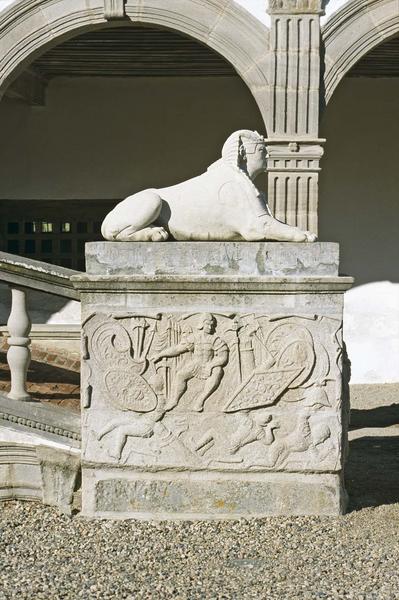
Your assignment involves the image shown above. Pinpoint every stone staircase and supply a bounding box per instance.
[0,252,82,514]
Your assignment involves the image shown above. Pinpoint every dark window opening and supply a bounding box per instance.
[0,200,115,271]
[7,222,19,234]
[60,239,72,253]
[77,222,88,234]
[7,240,19,253]
[41,240,53,253]
[24,240,36,254]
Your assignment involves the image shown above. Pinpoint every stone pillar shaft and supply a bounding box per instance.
[267,0,324,235]
[269,14,320,138]
[7,286,31,401]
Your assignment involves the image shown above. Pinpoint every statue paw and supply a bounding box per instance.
[149,227,169,241]
[305,231,317,242]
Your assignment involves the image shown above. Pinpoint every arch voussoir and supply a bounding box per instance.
[323,0,399,103]
[0,0,270,130]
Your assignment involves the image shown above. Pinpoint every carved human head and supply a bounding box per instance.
[222,130,267,179]
[197,313,215,333]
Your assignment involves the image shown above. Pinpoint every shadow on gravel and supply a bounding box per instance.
[346,434,399,510]
[350,404,399,430]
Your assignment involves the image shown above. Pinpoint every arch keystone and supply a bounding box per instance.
[104,0,126,20]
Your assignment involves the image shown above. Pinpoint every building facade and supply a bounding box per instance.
[0,0,397,385]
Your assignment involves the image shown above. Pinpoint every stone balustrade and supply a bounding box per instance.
[0,252,80,403]
[7,287,31,401]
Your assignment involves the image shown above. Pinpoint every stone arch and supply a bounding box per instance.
[322,0,399,103]
[0,0,270,128]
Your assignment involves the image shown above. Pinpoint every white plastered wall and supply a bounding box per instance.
[320,77,399,384]
[0,0,14,10]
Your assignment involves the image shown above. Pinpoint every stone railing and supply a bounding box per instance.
[0,253,81,512]
[0,251,80,402]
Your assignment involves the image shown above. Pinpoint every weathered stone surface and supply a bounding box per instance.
[0,252,79,299]
[86,241,339,277]
[36,445,80,515]
[82,311,344,474]
[0,441,80,513]
[0,443,42,502]
[75,241,352,519]
[0,393,81,448]
[83,469,346,518]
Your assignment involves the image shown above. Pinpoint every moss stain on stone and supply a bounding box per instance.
[256,247,267,275]
[203,264,225,274]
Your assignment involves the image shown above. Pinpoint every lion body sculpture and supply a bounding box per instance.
[101,130,316,243]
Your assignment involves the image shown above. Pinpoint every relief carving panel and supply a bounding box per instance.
[82,312,344,473]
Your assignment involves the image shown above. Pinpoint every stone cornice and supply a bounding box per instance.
[72,274,354,295]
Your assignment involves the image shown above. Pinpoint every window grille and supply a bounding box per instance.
[0,200,116,271]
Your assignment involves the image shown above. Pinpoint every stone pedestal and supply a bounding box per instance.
[72,242,352,519]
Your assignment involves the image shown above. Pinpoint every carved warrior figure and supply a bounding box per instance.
[152,314,228,412]
[83,312,341,468]
[101,130,317,243]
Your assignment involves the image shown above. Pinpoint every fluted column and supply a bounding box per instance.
[266,0,324,235]
[7,287,31,401]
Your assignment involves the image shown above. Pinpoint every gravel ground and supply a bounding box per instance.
[0,384,398,599]
[1,502,399,599]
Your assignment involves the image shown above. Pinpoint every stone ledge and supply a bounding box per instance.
[86,241,340,277]
[0,251,80,300]
[0,394,81,447]
[72,274,353,294]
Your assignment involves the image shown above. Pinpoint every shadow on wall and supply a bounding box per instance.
[0,76,266,200]
[0,74,265,325]
[320,78,399,384]
[319,78,399,286]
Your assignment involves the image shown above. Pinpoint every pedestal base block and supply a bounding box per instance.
[73,242,353,519]
[82,468,347,519]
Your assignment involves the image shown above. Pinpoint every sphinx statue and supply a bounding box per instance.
[101,130,317,243]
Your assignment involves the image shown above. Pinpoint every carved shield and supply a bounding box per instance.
[104,369,158,412]
[224,366,303,412]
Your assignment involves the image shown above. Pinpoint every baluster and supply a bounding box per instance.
[7,286,31,401]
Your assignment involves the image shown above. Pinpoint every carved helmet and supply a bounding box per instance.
[196,313,215,330]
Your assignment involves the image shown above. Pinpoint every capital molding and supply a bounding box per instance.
[266,139,325,161]
[267,0,324,15]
